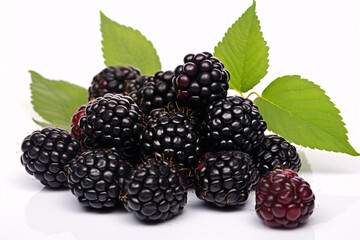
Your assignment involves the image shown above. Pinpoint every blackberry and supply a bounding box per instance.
[139,108,203,183]
[138,71,177,115]
[67,148,131,208]
[202,96,267,153]
[80,93,143,150]
[173,52,230,110]
[20,127,81,188]
[194,151,259,207]
[123,158,187,221]
[88,66,141,101]
[255,169,315,228]
[253,135,301,177]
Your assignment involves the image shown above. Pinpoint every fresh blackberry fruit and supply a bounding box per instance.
[202,96,267,153]
[80,93,143,150]
[139,107,203,184]
[255,169,315,228]
[67,148,131,208]
[88,66,141,101]
[253,135,301,177]
[194,151,259,207]
[173,52,230,110]
[123,158,188,221]
[139,71,177,115]
[20,127,81,188]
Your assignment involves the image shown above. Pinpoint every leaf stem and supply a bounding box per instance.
[234,89,245,97]
[246,91,262,99]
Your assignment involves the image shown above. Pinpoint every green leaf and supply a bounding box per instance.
[30,71,88,132]
[101,11,161,75]
[254,75,359,156]
[214,1,269,93]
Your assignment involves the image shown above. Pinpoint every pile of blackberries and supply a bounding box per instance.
[20,52,314,228]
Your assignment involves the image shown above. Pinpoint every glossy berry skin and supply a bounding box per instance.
[255,169,315,228]
[70,100,95,142]
[139,71,177,115]
[123,159,188,221]
[195,151,259,207]
[20,127,81,188]
[88,66,141,101]
[202,96,267,153]
[173,52,230,110]
[67,149,131,209]
[139,108,203,184]
[80,93,143,150]
[254,135,301,177]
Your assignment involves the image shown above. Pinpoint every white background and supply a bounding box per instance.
[1,0,360,239]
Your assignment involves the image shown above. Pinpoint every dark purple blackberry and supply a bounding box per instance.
[253,135,301,177]
[80,93,143,150]
[88,66,141,101]
[139,71,177,115]
[20,127,81,188]
[139,108,203,184]
[172,52,230,110]
[67,148,131,208]
[202,96,267,153]
[123,158,188,221]
[194,151,259,207]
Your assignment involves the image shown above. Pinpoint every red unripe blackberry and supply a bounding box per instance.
[123,158,188,221]
[70,100,95,142]
[20,127,81,188]
[88,66,141,101]
[254,135,301,177]
[255,169,315,228]
[67,148,131,208]
[202,96,267,153]
[173,52,230,110]
[195,151,259,207]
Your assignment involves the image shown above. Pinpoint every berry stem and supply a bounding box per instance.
[234,89,245,97]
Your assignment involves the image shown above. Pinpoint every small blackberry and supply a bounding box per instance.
[173,52,230,110]
[202,96,267,153]
[88,66,141,101]
[67,148,131,208]
[80,93,143,150]
[255,169,315,228]
[123,158,188,221]
[139,108,203,183]
[20,127,81,188]
[253,135,301,177]
[195,151,259,207]
[138,71,177,115]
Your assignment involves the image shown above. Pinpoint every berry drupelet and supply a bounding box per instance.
[173,52,230,110]
[20,127,81,188]
[202,96,267,153]
[195,151,259,207]
[123,158,188,221]
[255,169,315,228]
